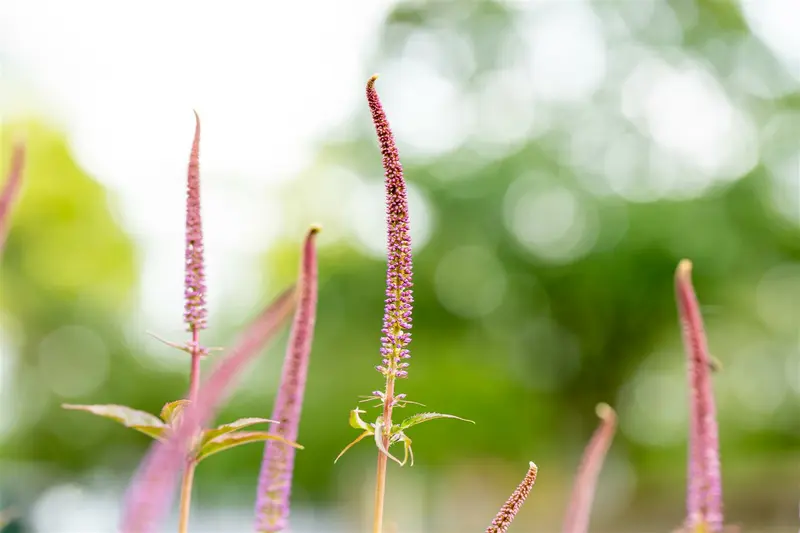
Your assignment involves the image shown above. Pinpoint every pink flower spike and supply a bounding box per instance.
[0,141,25,253]
[676,259,723,532]
[486,462,538,533]
[562,403,618,533]
[184,110,207,331]
[119,286,297,533]
[366,74,414,382]
[255,225,321,533]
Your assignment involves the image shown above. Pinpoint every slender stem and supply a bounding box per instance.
[372,376,395,533]
[179,326,202,533]
[188,328,202,403]
[177,460,197,533]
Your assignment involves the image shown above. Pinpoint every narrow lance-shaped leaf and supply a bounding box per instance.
[255,226,320,533]
[676,259,723,533]
[486,462,538,533]
[119,286,297,533]
[562,403,618,533]
[0,141,25,253]
[398,412,474,430]
[160,400,191,424]
[62,404,167,441]
[202,417,277,444]
[197,431,303,463]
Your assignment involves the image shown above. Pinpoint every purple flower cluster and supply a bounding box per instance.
[366,75,414,381]
[255,226,320,533]
[485,462,538,533]
[184,110,207,331]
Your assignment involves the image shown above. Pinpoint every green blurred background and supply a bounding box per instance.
[1,1,799,532]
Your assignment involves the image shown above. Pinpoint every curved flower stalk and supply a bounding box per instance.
[120,286,298,533]
[562,403,618,533]
[336,75,472,533]
[0,141,25,253]
[675,259,724,533]
[485,462,538,533]
[255,226,321,533]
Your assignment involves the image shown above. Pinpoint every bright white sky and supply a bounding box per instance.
[0,0,397,339]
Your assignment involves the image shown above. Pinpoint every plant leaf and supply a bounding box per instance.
[373,418,403,466]
[399,412,474,431]
[196,431,302,462]
[62,404,167,440]
[334,430,372,464]
[349,407,372,431]
[202,417,277,444]
[398,432,415,467]
[159,400,191,424]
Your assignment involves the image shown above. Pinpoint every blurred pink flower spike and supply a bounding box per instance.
[562,403,617,533]
[119,286,297,533]
[0,141,26,253]
[255,225,320,533]
[485,462,538,533]
[675,259,724,533]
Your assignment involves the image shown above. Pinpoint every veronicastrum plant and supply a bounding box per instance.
[59,112,305,533]
[1,75,791,533]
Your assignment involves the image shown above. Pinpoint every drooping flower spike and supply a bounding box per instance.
[255,226,321,533]
[675,259,723,533]
[120,287,297,533]
[486,462,538,533]
[562,403,618,533]
[0,141,25,253]
[184,110,207,333]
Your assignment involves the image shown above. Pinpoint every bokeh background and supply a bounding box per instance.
[1,0,799,532]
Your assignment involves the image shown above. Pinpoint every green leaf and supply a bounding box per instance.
[399,412,474,431]
[159,399,191,424]
[334,430,372,463]
[201,417,278,445]
[373,418,403,466]
[398,432,415,467]
[196,431,302,462]
[62,404,167,440]
[348,407,372,431]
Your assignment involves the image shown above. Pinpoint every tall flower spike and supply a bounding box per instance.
[563,403,618,533]
[184,110,207,331]
[255,226,320,533]
[0,141,25,253]
[367,74,414,382]
[120,287,297,533]
[675,259,723,532]
[486,462,538,533]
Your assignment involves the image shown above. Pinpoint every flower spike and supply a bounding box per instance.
[675,259,723,532]
[0,141,25,253]
[563,403,618,533]
[486,462,538,533]
[255,226,321,533]
[120,287,297,533]
[184,110,207,331]
[367,74,414,383]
